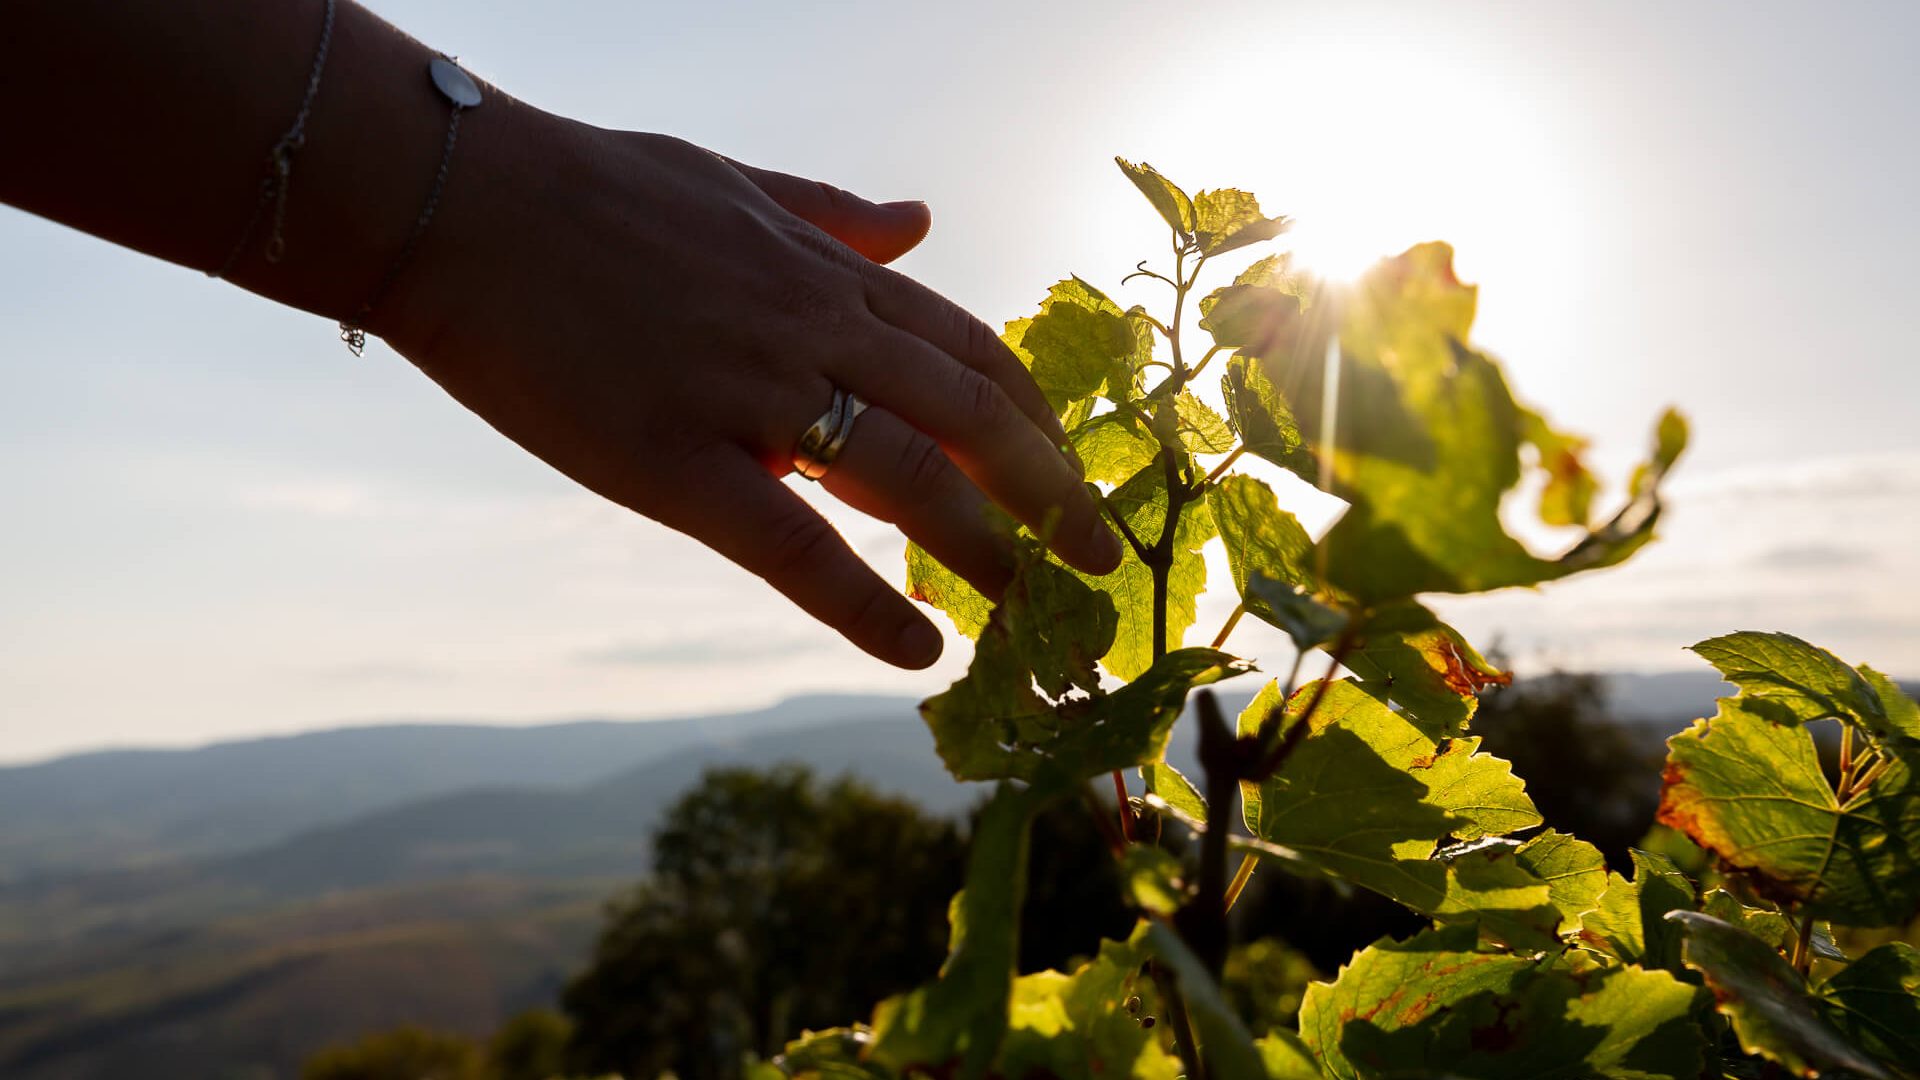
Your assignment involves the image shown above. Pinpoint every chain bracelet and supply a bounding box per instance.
[339,56,483,357]
[209,0,337,280]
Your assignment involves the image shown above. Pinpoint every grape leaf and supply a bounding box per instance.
[1144,922,1268,1080]
[1690,631,1893,736]
[1252,243,1689,603]
[1338,957,1705,1080]
[1668,911,1894,1080]
[1299,924,1535,1080]
[771,1027,889,1078]
[1255,1030,1322,1080]
[999,925,1180,1080]
[1657,697,1920,926]
[1575,850,1694,974]
[1017,278,1142,413]
[921,643,1249,786]
[1120,846,1186,917]
[1142,761,1207,823]
[870,784,1045,1078]
[1244,574,1347,652]
[1206,475,1322,637]
[1192,188,1289,256]
[1521,406,1597,528]
[1068,411,1159,485]
[1071,461,1215,680]
[906,541,992,639]
[1242,679,1553,942]
[1862,665,1920,743]
[1219,355,1316,475]
[1115,157,1194,236]
[1817,941,1920,1070]
[1343,599,1510,740]
[1514,829,1609,936]
[1174,391,1235,454]
[1701,890,1847,963]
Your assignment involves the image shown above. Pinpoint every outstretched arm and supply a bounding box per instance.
[0,0,1122,668]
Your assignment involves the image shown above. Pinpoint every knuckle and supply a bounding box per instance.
[761,509,839,581]
[898,436,954,498]
[843,584,900,642]
[771,274,855,334]
[958,368,1017,432]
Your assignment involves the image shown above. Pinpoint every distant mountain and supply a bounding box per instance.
[0,694,915,883]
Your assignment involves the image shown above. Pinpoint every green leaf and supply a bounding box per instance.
[1299,924,1535,1080]
[1205,474,1328,634]
[1307,924,1704,1080]
[906,541,992,639]
[999,925,1181,1080]
[920,626,1053,782]
[773,1027,891,1078]
[1006,558,1119,699]
[922,642,1250,786]
[1574,850,1695,974]
[1657,698,1920,926]
[1690,630,1893,735]
[1343,959,1705,1080]
[1192,188,1289,256]
[1018,278,1141,413]
[1244,573,1347,652]
[1115,157,1194,236]
[1254,1030,1322,1080]
[1863,665,1920,743]
[1513,829,1609,936]
[1144,922,1268,1080]
[1120,845,1187,916]
[1342,600,1510,740]
[1039,648,1252,784]
[1069,411,1159,485]
[1668,910,1894,1080]
[1818,941,1920,1070]
[1242,679,1553,943]
[1521,407,1597,528]
[1175,391,1236,454]
[870,784,1046,1078]
[1261,244,1687,603]
[1072,462,1215,680]
[1219,354,1316,475]
[1142,761,1207,823]
[1702,890,1847,963]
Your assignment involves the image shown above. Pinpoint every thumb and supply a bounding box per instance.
[725,159,931,264]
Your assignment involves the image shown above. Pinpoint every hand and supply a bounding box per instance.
[377,111,1123,670]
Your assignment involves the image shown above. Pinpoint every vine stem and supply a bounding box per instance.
[1149,960,1204,1079]
[1210,604,1246,650]
[1791,911,1816,976]
[1202,446,1247,486]
[1224,853,1258,912]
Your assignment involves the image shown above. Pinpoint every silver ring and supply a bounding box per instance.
[793,387,867,481]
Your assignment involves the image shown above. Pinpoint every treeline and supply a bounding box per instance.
[303,674,1666,1080]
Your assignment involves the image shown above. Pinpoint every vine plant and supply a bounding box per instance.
[753,161,1920,1079]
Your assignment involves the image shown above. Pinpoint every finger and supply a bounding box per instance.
[674,447,944,669]
[858,264,1073,454]
[818,405,1017,600]
[723,158,931,264]
[828,324,1124,576]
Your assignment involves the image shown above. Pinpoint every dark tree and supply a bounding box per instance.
[562,766,965,1080]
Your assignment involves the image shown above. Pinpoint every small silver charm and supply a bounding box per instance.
[429,56,483,108]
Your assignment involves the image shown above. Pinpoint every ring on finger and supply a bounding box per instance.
[793,386,868,481]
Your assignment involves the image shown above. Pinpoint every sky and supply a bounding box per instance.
[3,0,1916,764]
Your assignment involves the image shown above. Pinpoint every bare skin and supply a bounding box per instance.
[0,0,1122,670]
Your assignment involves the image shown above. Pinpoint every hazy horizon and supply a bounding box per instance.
[5,0,1917,763]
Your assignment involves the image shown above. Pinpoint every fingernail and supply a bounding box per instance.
[1087,516,1126,572]
[898,619,943,668]
[881,200,929,212]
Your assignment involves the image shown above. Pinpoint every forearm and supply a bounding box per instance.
[0,0,558,337]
